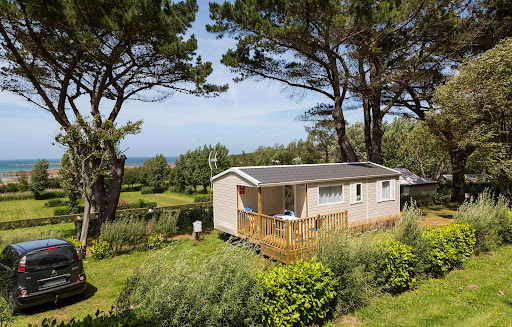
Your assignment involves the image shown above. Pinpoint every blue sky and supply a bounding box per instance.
[0,1,364,160]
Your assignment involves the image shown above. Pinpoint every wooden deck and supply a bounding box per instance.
[237,209,400,263]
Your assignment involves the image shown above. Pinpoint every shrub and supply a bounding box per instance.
[431,193,447,205]
[146,233,161,249]
[383,241,416,293]
[66,237,82,249]
[117,199,157,210]
[0,191,33,201]
[316,231,388,314]
[194,194,212,203]
[90,236,111,260]
[455,191,512,252]
[424,223,476,276]
[45,199,69,207]
[258,259,337,327]
[152,210,179,238]
[54,205,84,216]
[101,215,146,254]
[393,203,432,277]
[0,298,12,327]
[140,186,154,194]
[117,241,262,327]
[31,310,153,327]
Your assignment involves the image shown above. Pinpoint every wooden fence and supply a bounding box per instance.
[237,209,400,264]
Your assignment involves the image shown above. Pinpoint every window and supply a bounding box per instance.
[319,185,343,205]
[351,183,363,204]
[378,179,394,202]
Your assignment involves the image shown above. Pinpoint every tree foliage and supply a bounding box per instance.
[209,0,474,163]
[139,154,170,193]
[171,144,230,192]
[30,159,49,199]
[430,37,512,200]
[0,0,225,226]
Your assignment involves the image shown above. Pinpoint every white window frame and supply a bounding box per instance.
[350,182,363,204]
[377,179,395,202]
[318,184,344,206]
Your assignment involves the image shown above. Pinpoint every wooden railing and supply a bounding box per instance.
[237,209,401,263]
[237,209,351,263]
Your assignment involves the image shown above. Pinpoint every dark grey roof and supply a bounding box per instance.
[236,162,399,185]
[395,167,437,186]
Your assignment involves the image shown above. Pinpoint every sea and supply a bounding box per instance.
[0,156,179,175]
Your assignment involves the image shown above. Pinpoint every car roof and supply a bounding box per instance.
[10,238,70,255]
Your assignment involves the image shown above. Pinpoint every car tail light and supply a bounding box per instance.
[76,248,81,261]
[18,289,28,296]
[17,256,26,272]
[78,273,86,282]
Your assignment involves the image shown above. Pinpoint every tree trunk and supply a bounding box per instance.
[498,174,512,200]
[333,99,358,162]
[92,155,126,234]
[79,198,91,255]
[370,114,384,164]
[450,152,468,203]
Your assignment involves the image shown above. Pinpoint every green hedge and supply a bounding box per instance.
[258,259,337,327]
[424,223,476,276]
[0,202,212,231]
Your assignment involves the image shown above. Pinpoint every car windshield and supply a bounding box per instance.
[26,246,75,271]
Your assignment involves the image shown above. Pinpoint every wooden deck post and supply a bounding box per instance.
[317,214,322,231]
[284,219,290,261]
[258,187,262,239]
[343,210,348,232]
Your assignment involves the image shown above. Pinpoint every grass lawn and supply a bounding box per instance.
[419,203,459,228]
[334,244,512,327]
[118,190,194,207]
[11,232,227,327]
[0,198,67,222]
[0,191,194,222]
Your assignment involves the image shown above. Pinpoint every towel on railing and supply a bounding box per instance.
[245,207,254,212]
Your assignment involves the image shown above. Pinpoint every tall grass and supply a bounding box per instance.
[316,230,390,314]
[117,241,263,327]
[455,190,512,252]
[152,209,179,237]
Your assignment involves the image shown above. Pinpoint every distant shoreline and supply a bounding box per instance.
[0,163,176,184]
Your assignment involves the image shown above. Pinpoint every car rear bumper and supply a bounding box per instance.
[16,280,86,309]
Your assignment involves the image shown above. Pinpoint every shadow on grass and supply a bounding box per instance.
[17,282,98,317]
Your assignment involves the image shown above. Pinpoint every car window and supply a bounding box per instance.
[26,246,75,271]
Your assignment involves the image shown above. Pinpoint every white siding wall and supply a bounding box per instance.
[213,173,254,235]
[307,177,400,222]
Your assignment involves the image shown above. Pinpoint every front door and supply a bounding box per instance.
[284,185,295,214]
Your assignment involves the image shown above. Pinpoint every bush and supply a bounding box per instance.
[140,186,154,194]
[258,259,337,327]
[455,191,512,252]
[316,231,388,314]
[117,199,157,210]
[383,241,416,293]
[66,237,82,249]
[146,233,161,249]
[101,215,146,254]
[0,297,12,327]
[431,193,447,205]
[31,309,153,327]
[45,199,69,207]
[152,210,179,238]
[54,205,84,216]
[0,191,33,201]
[424,223,476,276]
[117,241,262,327]
[90,236,111,260]
[38,189,67,200]
[194,194,212,203]
[393,203,432,277]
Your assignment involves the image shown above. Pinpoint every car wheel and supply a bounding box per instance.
[8,292,19,316]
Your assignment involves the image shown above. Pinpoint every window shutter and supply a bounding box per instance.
[391,179,395,200]
[350,183,355,204]
[377,181,382,202]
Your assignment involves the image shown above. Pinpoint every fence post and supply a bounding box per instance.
[285,219,290,258]
[258,187,262,239]
[343,211,348,232]
[317,214,322,231]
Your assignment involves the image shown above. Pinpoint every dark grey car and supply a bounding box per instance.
[0,238,86,315]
